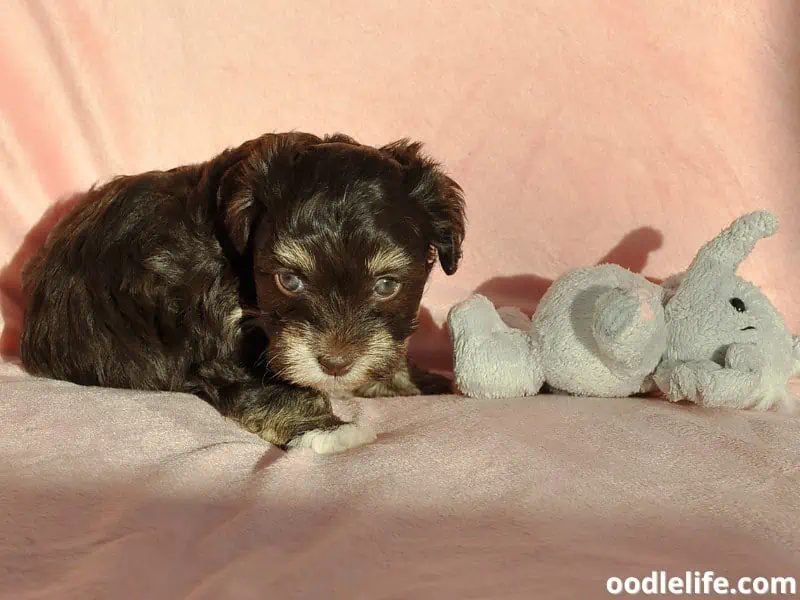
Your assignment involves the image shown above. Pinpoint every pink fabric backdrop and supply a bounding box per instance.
[2,3,800,599]
[2,0,800,370]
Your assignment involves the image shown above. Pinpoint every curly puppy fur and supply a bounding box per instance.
[20,132,466,450]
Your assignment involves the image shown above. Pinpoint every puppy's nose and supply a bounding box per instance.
[317,354,354,377]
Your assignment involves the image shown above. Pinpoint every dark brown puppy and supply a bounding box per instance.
[19,132,465,454]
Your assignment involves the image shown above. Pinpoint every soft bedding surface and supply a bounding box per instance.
[1,1,800,598]
[2,361,799,599]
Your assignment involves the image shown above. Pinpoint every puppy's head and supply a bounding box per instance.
[216,132,465,392]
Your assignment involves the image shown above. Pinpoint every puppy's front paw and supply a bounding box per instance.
[287,423,377,455]
[354,362,453,397]
[414,370,453,395]
[355,378,420,398]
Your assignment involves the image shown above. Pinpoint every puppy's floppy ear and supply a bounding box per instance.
[212,132,321,254]
[380,139,466,275]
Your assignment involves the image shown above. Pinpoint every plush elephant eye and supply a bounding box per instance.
[729,298,746,313]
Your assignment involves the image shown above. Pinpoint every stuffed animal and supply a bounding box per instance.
[447,211,800,411]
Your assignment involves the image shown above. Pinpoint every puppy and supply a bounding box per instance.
[19,132,465,454]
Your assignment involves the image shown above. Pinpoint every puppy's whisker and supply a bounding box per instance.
[263,354,281,373]
[269,366,292,385]
[254,349,269,368]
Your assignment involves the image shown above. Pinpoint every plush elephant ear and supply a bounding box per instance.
[379,139,467,275]
[666,211,778,314]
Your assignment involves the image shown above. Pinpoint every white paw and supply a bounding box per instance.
[287,424,377,455]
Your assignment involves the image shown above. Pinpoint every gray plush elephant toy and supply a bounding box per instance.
[448,211,800,411]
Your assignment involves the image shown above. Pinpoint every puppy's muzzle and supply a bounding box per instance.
[316,352,355,376]
[315,337,361,377]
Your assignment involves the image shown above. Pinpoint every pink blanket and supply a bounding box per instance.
[1,1,799,598]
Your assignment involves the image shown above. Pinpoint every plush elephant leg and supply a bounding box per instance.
[653,359,774,410]
[448,295,545,399]
[592,286,666,371]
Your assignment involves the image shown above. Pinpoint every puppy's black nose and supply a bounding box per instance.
[317,354,354,377]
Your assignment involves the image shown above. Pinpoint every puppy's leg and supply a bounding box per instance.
[408,360,453,395]
[221,381,376,454]
[354,360,452,398]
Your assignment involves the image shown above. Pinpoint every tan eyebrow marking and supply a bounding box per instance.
[367,247,413,275]
[273,239,316,273]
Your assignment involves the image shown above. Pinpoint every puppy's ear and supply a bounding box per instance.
[380,140,466,275]
[212,132,320,254]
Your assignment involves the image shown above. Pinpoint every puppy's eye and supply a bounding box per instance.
[729,298,746,313]
[275,272,304,295]
[374,277,400,300]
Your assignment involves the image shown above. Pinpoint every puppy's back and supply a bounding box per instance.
[19,167,238,393]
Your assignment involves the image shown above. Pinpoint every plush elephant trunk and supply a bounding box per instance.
[666,211,778,315]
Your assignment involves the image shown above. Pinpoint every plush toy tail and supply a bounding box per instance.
[793,335,800,377]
